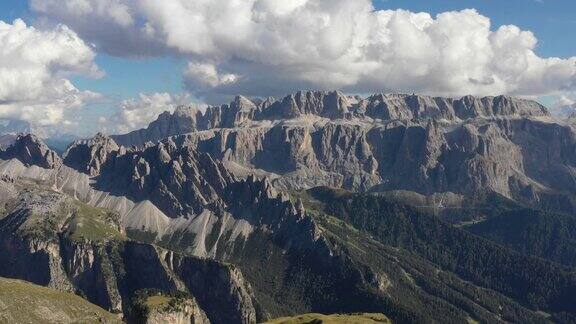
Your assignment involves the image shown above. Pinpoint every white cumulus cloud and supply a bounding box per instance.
[551,94,576,117]
[31,0,576,102]
[0,19,102,128]
[184,62,239,100]
[106,92,192,134]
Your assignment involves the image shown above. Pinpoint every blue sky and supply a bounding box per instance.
[0,1,181,96]
[0,0,575,135]
[1,0,574,101]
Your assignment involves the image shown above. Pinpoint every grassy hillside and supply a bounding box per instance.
[0,277,121,323]
[264,313,391,324]
[65,201,125,242]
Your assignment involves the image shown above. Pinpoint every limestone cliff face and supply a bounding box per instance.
[105,91,555,198]
[224,176,329,253]
[0,134,330,265]
[147,117,574,214]
[166,252,257,324]
[362,93,548,120]
[49,91,574,214]
[112,91,549,148]
[0,155,333,322]
[103,91,564,207]
[113,106,201,148]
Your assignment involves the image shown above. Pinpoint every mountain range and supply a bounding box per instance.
[1,91,576,323]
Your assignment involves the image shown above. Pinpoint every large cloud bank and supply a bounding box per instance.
[103,92,192,134]
[552,94,576,117]
[32,0,576,103]
[0,19,101,127]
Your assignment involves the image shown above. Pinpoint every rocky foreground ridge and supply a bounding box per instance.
[0,135,325,322]
[0,175,260,323]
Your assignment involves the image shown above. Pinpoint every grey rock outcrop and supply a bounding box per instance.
[0,134,62,169]
[112,107,201,148]
[153,116,574,213]
[87,137,234,218]
[138,296,209,324]
[63,133,122,176]
[1,90,570,215]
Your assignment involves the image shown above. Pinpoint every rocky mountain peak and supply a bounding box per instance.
[173,105,197,117]
[492,95,549,116]
[243,175,280,201]
[232,95,257,111]
[257,90,353,120]
[92,132,119,146]
[363,93,550,121]
[0,134,61,169]
[112,106,202,147]
[63,133,122,176]
[229,95,257,125]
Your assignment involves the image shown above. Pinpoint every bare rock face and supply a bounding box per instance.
[108,90,555,201]
[63,133,122,176]
[257,91,351,120]
[113,107,201,147]
[64,132,233,217]
[140,296,209,324]
[85,137,235,218]
[224,175,326,250]
[166,116,571,211]
[113,97,260,147]
[166,253,258,324]
[200,95,258,130]
[0,134,62,169]
[114,91,550,148]
[104,90,576,213]
[0,188,73,293]
[361,94,549,121]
